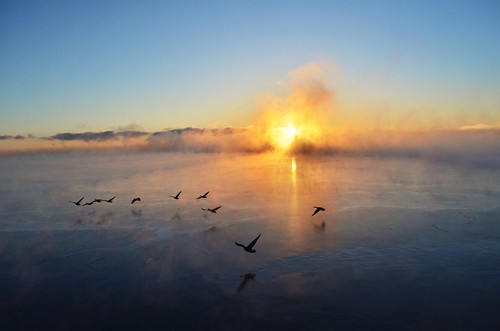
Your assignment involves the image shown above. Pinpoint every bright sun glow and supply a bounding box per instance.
[273,124,299,150]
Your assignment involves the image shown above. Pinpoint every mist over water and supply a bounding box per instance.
[1,151,499,330]
[3,63,498,171]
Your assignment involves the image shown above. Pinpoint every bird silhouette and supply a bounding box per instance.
[104,196,115,203]
[69,197,84,206]
[312,206,325,216]
[131,197,141,204]
[83,201,95,206]
[197,191,209,199]
[91,198,103,203]
[235,233,261,253]
[202,205,221,213]
[170,191,182,200]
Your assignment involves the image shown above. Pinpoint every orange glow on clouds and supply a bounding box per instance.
[253,63,334,154]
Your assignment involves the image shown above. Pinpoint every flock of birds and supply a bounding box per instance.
[69,191,326,254]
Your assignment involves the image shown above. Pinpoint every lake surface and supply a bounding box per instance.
[1,151,499,330]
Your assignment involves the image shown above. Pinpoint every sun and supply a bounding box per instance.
[272,124,300,150]
[280,125,298,143]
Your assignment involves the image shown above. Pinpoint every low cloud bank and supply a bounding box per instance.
[147,127,270,153]
[145,126,500,167]
[1,126,498,168]
[47,130,148,142]
[1,62,499,168]
[0,135,25,140]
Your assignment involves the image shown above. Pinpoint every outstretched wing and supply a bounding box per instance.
[213,205,221,211]
[175,191,182,198]
[77,197,84,204]
[235,242,246,248]
[312,206,325,216]
[247,234,261,249]
[197,191,209,199]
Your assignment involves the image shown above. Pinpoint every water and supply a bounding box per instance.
[1,151,499,330]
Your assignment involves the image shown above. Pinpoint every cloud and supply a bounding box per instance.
[116,131,149,139]
[1,62,499,169]
[458,123,500,131]
[147,127,267,153]
[0,135,25,140]
[48,131,116,142]
[47,130,148,142]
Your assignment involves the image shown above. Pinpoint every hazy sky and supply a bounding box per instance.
[1,0,499,136]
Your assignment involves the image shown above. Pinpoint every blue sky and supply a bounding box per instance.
[1,0,499,136]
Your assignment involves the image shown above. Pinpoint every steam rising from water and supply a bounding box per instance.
[1,63,498,166]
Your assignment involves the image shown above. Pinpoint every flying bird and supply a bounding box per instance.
[312,206,325,216]
[197,191,209,199]
[83,201,95,206]
[202,205,221,213]
[235,233,261,253]
[170,191,182,200]
[131,197,141,204]
[69,197,84,206]
[104,196,115,203]
[92,198,103,203]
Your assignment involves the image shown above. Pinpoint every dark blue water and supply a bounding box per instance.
[1,152,499,330]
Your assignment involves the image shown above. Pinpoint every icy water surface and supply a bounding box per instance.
[0,151,499,330]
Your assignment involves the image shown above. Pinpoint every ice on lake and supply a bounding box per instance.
[1,151,499,330]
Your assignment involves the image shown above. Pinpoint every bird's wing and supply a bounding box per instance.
[214,205,221,211]
[235,242,246,248]
[312,210,319,216]
[247,234,261,249]
[176,191,182,198]
[204,191,209,197]
[77,197,84,204]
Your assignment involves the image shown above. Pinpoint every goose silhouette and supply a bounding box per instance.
[69,197,84,206]
[202,205,221,213]
[131,197,141,204]
[312,206,325,216]
[197,191,209,199]
[235,233,261,253]
[170,191,182,200]
[104,196,115,203]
